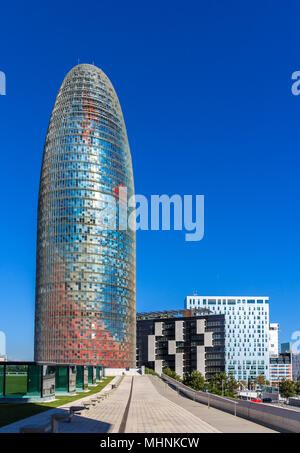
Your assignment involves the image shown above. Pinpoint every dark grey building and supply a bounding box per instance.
[136,309,225,380]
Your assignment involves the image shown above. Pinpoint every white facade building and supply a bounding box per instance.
[185,296,270,381]
[269,323,279,356]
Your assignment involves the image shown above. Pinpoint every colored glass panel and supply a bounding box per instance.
[55,366,68,392]
[34,64,136,367]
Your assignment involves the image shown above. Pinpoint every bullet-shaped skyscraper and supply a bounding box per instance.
[34,64,136,367]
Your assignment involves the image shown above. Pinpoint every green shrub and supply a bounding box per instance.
[145,367,158,376]
[163,367,182,382]
[183,370,206,391]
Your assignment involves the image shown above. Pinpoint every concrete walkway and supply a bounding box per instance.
[0,375,279,433]
[58,376,132,433]
[149,375,278,433]
[0,376,121,433]
[125,375,219,433]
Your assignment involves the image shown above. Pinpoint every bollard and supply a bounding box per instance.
[234,403,237,416]
[208,393,210,409]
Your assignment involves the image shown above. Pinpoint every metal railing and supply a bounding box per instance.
[160,373,300,433]
[161,373,238,415]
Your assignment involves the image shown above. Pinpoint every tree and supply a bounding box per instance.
[295,381,300,395]
[208,373,228,395]
[279,379,295,398]
[163,367,182,382]
[206,373,238,397]
[255,375,266,386]
[227,376,238,395]
[183,370,206,391]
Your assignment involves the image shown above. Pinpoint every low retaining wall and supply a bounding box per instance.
[104,368,142,376]
[0,396,55,404]
[161,373,300,433]
[289,397,300,408]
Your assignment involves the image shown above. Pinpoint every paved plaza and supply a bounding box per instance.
[0,375,278,433]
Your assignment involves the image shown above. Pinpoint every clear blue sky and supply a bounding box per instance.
[1,0,300,360]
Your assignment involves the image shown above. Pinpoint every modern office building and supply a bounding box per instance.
[281,342,293,353]
[292,353,300,381]
[185,296,270,381]
[279,343,300,382]
[136,309,225,379]
[269,323,279,356]
[34,64,136,367]
[269,353,292,385]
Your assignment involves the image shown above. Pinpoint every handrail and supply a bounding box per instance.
[161,373,238,402]
[159,373,300,432]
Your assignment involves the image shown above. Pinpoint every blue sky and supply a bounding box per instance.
[1,0,300,360]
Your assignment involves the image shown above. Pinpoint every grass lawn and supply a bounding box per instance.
[0,377,114,428]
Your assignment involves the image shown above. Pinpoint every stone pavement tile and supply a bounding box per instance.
[149,375,278,433]
[0,376,120,434]
[59,376,132,433]
[0,374,279,434]
[125,376,220,433]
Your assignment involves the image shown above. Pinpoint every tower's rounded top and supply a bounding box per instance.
[61,63,115,92]
[67,63,109,79]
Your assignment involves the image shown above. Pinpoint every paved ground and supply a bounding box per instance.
[0,374,279,433]
[0,377,121,433]
[149,376,278,433]
[125,376,219,433]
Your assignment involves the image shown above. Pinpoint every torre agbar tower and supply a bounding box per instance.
[34,64,136,367]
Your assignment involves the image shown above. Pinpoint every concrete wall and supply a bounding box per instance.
[104,368,142,376]
[175,353,184,378]
[175,321,184,341]
[154,322,163,336]
[161,373,300,433]
[148,335,155,361]
[154,360,163,375]
[196,346,205,375]
[196,319,205,334]
[289,397,300,408]
[168,340,176,355]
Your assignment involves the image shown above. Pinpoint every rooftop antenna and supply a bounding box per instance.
[77,57,80,65]
[92,59,95,66]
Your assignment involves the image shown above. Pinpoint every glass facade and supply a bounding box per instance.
[0,363,79,399]
[88,366,96,385]
[96,366,100,381]
[185,296,270,381]
[76,365,84,390]
[55,366,68,392]
[34,64,136,367]
[3,364,42,398]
